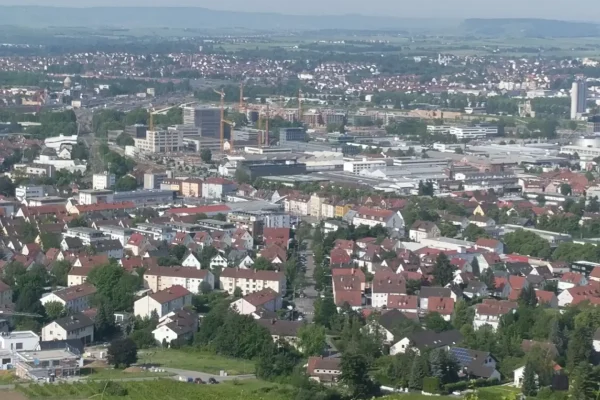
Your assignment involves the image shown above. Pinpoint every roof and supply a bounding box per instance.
[372,269,406,294]
[475,299,518,316]
[307,356,341,375]
[75,202,135,213]
[535,290,556,304]
[450,347,498,379]
[419,286,451,299]
[127,233,146,247]
[67,266,94,277]
[38,339,85,354]
[94,240,123,252]
[330,248,352,265]
[561,272,584,284]
[159,309,198,336]
[241,288,280,306]
[508,275,527,290]
[147,285,191,304]
[145,266,210,279]
[334,239,355,251]
[377,309,413,333]
[256,319,302,337]
[167,204,231,216]
[220,268,285,282]
[263,228,290,248]
[475,238,501,248]
[52,283,96,302]
[410,220,438,232]
[356,206,395,219]
[427,297,455,315]
[52,313,94,331]
[76,255,110,268]
[387,294,418,310]
[407,329,463,350]
[0,280,11,292]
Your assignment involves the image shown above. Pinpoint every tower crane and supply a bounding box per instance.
[213,89,226,152]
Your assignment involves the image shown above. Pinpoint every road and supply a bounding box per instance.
[294,239,317,321]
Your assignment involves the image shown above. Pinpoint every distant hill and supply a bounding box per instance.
[0,6,454,31]
[461,18,600,37]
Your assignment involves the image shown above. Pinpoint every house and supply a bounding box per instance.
[306,356,341,384]
[171,232,194,247]
[93,240,124,259]
[152,309,198,346]
[371,269,407,308]
[369,309,414,344]
[133,285,192,318]
[409,220,441,243]
[332,270,365,309]
[352,207,405,234]
[464,281,488,299]
[40,283,96,313]
[535,290,558,308]
[61,237,84,252]
[333,239,355,256]
[231,228,253,250]
[202,177,236,199]
[557,284,600,307]
[258,245,287,264]
[329,248,352,267]
[181,252,201,269]
[67,267,94,287]
[263,228,290,249]
[144,266,215,294]
[0,331,39,351]
[468,215,496,228]
[219,268,286,296]
[475,252,503,272]
[209,254,228,270]
[514,363,562,388]
[473,299,518,331]
[125,233,149,256]
[450,347,501,380]
[427,297,455,321]
[230,288,282,316]
[386,294,419,314]
[41,313,94,344]
[256,319,302,349]
[475,238,504,254]
[237,255,255,269]
[419,287,454,311]
[73,255,109,269]
[558,272,587,292]
[590,266,600,283]
[390,329,463,356]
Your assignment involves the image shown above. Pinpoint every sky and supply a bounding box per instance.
[0,0,596,20]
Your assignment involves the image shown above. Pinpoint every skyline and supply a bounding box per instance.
[0,1,598,21]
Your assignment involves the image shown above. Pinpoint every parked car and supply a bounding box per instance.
[208,378,219,384]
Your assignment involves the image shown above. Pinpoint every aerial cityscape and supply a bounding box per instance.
[2,4,600,400]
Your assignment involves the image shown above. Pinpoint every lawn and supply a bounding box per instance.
[0,371,18,384]
[381,385,519,400]
[137,348,256,375]
[82,367,173,380]
[16,378,293,400]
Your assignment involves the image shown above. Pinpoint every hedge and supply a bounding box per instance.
[443,378,500,394]
[423,377,441,394]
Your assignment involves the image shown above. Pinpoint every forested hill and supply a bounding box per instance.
[462,18,600,37]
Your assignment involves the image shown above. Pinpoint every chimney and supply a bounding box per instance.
[351,268,355,275]
[271,318,276,325]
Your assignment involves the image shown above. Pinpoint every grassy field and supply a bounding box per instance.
[381,385,520,400]
[81,367,173,381]
[137,349,255,375]
[15,378,293,400]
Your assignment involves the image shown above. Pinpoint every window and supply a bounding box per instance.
[1,358,10,365]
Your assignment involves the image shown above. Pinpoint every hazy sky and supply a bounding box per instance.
[0,0,596,20]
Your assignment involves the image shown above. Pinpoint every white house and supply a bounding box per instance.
[133,285,192,318]
[202,178,236,199]
[220,268,287,296]
[473,299,517,331]
[143,266,215,294]
[352,207,405,234]
[152,309,198,346]
[557,272,587,292]
[210,254,228,270]
[409,221,440,243]
[230,288,282,316]
[40,283,96,313]
[0,331,39,351]
[181,253,201,269]
[41,314,94,344]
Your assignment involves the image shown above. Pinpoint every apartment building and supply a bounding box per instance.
[143,266,215,294]
[40,283,96,313]
[352,207,405,233]
[343,159,386,175]
[92,172,116,190]
[219,268,286,296]
[181,179,203,197]
[41,314,94,344]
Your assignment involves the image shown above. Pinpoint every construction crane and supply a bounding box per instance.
[222,119,236,153]
[258,103,270,148]
[213,89,225,152]
[298,89,303,123]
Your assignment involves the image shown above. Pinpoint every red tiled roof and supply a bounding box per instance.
[356,207,394,219]
[509,275,527,290]
[259,244,287,263]
[241,288,279,306]
[148,285,191,303]
[560,272,584,284]
[263,228,290,248]
[387,294,418,310]
[68,266,94,277]
[334,239,355,251]
[204,177,235,185]
[331,267,365,281]
[220,267,285,282]
[330,248,352,265]
[75,202,135,213]
[590,267,600,280]
[77,255,110,268]
[145,266,209,279]
[127,233,146,247]
[476,238,501,248]
[53,283,96,301]
[121,257,144,271]
[333,289,362,307]
[535,290,556,304]
[476,299,518,316]
[428,296,454,315]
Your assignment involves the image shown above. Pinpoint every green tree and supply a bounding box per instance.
[169,244,188,262]
[129,329,156,349]
[433,253,453,286]
[234,168,251,184]
[462,224,488,242]
[201,148,212,163]
[521,362,537,397]
[107,338,138,368]
[341,352,377,399]
[425,312,452,333]
[44,301,65,321]
[115,176,138,191]
[51,260,72,287]
[253,257,274,271]
[313,293,337,329]
[0,176,16,196]
[503,229,552,258]
[567,325,593,370]
[409,355,429,390]
[115,133,134,147]
[569,362,593,400]
[298,324,326,356]
[560,183,572,196]
[452,300,474,329]
[586,171,595,182]
[40,232,61,250]
[95,301,117,341]
[429,349,459,385]
[233,287,243,298]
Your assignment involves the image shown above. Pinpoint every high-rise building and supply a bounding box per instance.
[571,81,587,120]
[125,124,148,139]
[279,127,306,144]
[183,107,220,138]
[133,129,183,153]
[587,115,600,134]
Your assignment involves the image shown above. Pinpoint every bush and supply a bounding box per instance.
[99,381,128,396]
[443,378,500,394]
[423,377,441,394]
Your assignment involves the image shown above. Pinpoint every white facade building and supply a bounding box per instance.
[15,185,44,202]
[134,129,183,153]
[343,159,387,175]
[0,331,39,351]
[92,172,116,190]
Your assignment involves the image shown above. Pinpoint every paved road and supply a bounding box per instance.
[295,244,317,321]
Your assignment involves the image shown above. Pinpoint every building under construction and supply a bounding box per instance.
[182,106,221,138]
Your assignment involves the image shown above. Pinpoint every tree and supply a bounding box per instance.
[255,341,299,380]
[341,352,377,399]
[44,301,65,321]
[521,362,537,397]
[51,260,72,286]
[569,362,594,400]
[107,338,138,368]
[406,279,422,295]
[115,176,138,191]
[253,257,274,271]
[587,196,600,213]
[518,285,538,307]
[199,281,213,294]
[433,253,453,286]
[40,232,61,250]
[462,224,488,242]
[439,222,458,238]
[567,325,593,370]
[425,312,452,332]
[452,300,473,329]
[586,171,595,182]
[129,329,156,349]
[429,349,459,385]
[116,132,135,146]
[560,183,572,196]
[298,324,326,356]
[169,244,188,262]
[454,147,464,154]
[313,293,337,329]
[234,168,251,184]
[418,180,434,196]
[409,355,429,390]
[503,229,552,258]
[0,176,16,196]
[95,301,116,341]
[233,287,243,298]
[201,148,212,163]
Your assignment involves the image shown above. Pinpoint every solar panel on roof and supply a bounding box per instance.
[450,347,473,367]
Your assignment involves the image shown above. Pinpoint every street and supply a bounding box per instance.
[295,241,317,321]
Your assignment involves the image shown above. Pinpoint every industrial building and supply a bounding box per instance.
[587,115,600,134]
[448,125,498,139]
[571,81,587,120]
[279,127,306,144]
[343,159,387,175]
[113,190,175,206]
